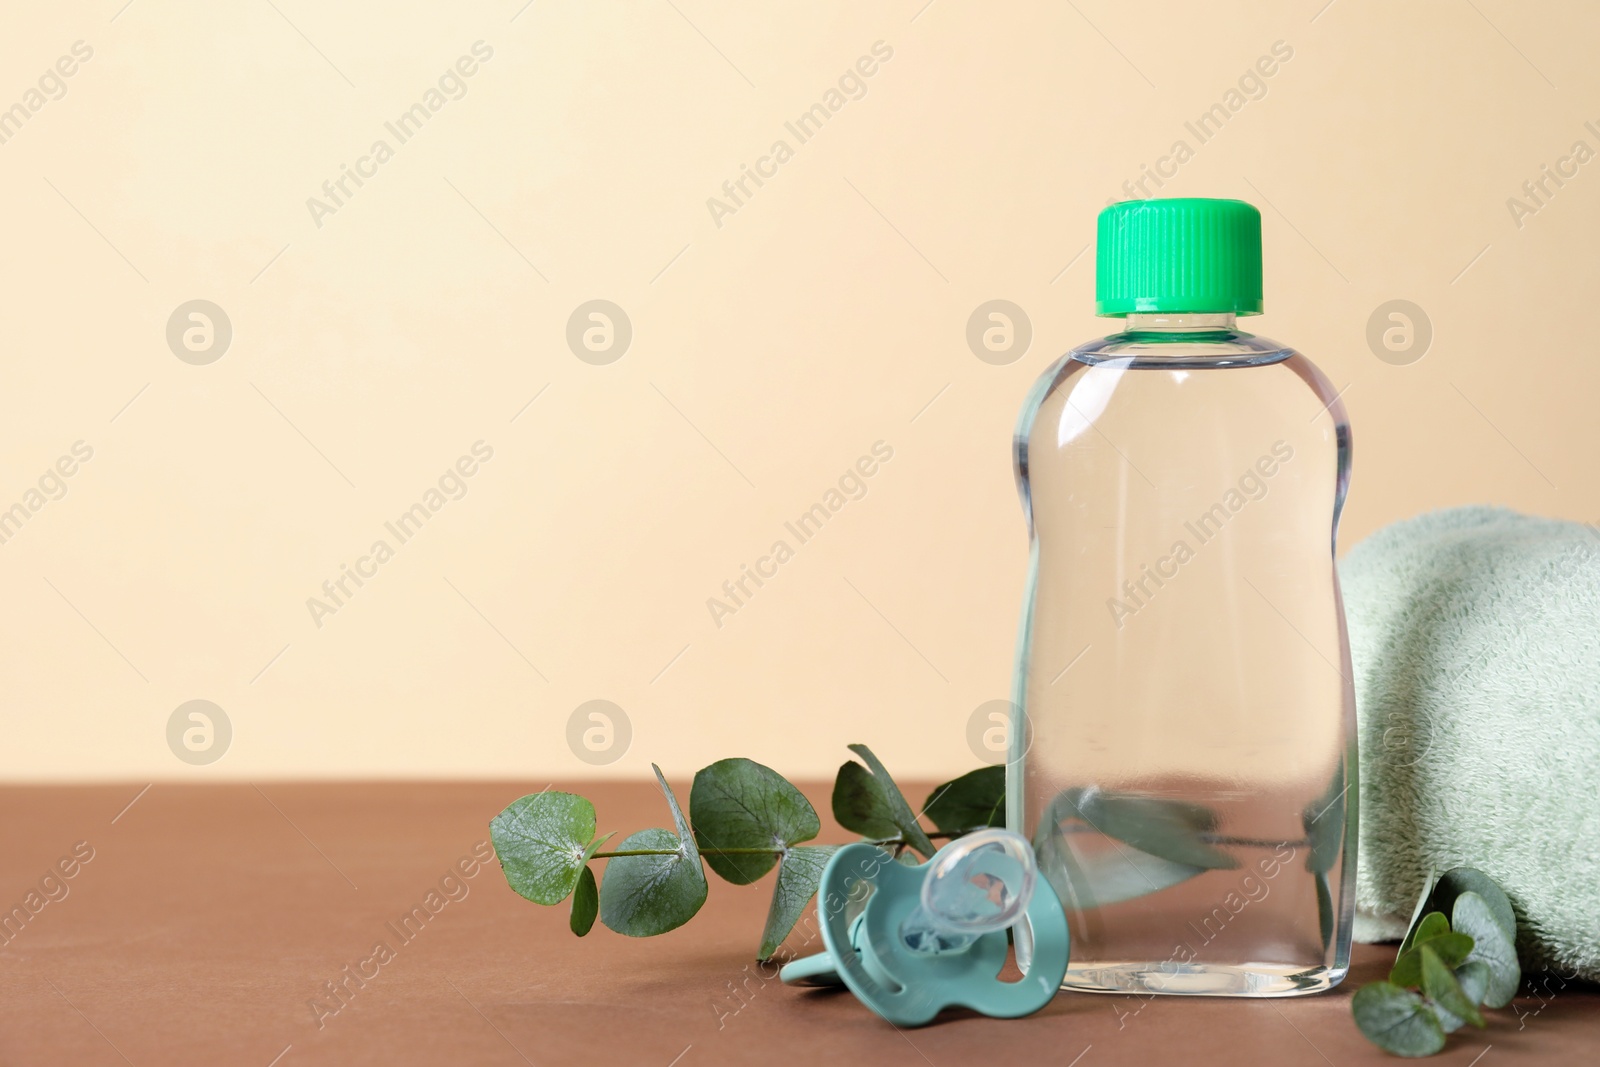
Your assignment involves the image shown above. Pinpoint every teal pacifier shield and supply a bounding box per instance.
[800,842,1070,1026]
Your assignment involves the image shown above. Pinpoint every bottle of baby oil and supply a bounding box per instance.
[1009,198,1355,996]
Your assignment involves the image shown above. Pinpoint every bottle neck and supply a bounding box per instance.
[1121,312,1237,333]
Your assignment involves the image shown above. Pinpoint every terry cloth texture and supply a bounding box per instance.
[1342,505,1600,977]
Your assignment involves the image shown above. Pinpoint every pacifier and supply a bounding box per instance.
[780,829,1069,1026]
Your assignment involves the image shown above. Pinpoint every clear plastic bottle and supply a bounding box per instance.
[1008,199,1355,996]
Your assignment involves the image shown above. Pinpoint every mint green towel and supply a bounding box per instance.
[1342,505,1600,978]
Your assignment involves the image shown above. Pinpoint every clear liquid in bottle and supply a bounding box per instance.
[1008,199,1356,997]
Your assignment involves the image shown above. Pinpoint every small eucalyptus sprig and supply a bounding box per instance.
[488,746,1005,961]
[1352,867,1521,1057]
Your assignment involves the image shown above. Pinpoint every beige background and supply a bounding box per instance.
[0,0,1593,782]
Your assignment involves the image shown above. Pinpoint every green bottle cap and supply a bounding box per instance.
[1095,197,1263,317]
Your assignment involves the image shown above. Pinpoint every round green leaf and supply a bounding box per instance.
[845,745,935,858]
[569,866,598,936]
[692,758,820,885]
[758,845,837,960]
[1391,929,1473,987]
[1404,867,1516,955]
[1412,911,1451,946]
[832,760,901,841]
[1434,960,1490,1033]
[1038,816,1204,910]
[1057,787,1237,870]
[1420,944,1485,1029]
[1452,890,1521,1009]
[1352,981,1446,1057]
[922,766,1006,833]
[1433,868,1517,946]
[598,828,708,937]
[489,791,598,905]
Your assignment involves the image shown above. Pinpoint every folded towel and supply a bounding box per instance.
[1342,505,1600,978]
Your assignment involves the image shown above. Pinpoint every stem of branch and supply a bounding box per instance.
[591,846,784,858]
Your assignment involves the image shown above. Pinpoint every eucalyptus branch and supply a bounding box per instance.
[593,828,968,860]
[1350,867,1521,1056]
[488,746,1000,961]
[592,846,780,858]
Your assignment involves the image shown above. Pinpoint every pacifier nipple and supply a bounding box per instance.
[899,828,1036,955]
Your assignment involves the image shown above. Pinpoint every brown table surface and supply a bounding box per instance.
[1,780,1594,1066]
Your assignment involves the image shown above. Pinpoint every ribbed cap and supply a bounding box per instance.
[1095,198,1263,317]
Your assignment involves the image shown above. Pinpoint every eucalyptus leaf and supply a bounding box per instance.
[654,763,696,846]
[1035,806,1205,911]
[1413,911,1450,945]
[1352,982,1446,1057]
[1452,890,1521,1009]
[1433,960,1490,1033]
[1391,930,1473,987]
[489,791,599,905]
[598,768,709,937]
[845,744,935,857]
[570,866,598,936]
[758,845,837,960]
[1420,944,1485,1029]
[1301,763,1348,875]
[831,760,901,841]
[1431,868,1517,947]
[1400,870,1443,954]
[1054,787,1237,870]
[691,758,820,885]
[922,766,1006,833]
[1315,870,1334,950]
[1401,867,1517,958]
[598,827,709,936]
